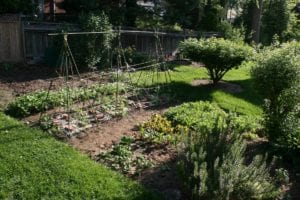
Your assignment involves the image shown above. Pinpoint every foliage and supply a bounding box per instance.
[164,101,260,134]
[61,0,143,26]
[251,41,300,149]
[69,12,114,69]
[98,136,153,174]
[0,112,159,199]
[261,0,290,44]
[283,7,300,41]
[179,38,254,84]
[118,46,153,67]
[163,0,230,31]
[242,132,259,141]
[5,83,127,118]
[140,114,188,144]
[218,21,246,42]
[178,116,280,200]
[0,0,37,14]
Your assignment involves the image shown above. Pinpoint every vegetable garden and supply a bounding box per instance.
[1,32,299,199]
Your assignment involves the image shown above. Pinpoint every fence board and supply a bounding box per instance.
[0,21,23,63]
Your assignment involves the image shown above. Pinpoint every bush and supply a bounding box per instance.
[251,41,300,149]
[218,21,246,42]
[70,12,115,69]
[116,46,154,68]
[179,38,254,84]
[178,116,280,200]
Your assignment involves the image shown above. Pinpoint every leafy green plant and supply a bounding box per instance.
[98,136,153,174]
[164,101,260,134]
[39,114,61,137]
[5,83,127,118]
[274,168,290,185]
[67,12,114,69]
[140,114,188,144]
[179,38,254,85]
[251,41,300,149]
[120,46,153,67]
[178,116,280,200]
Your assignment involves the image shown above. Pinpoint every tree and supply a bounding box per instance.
[163,0,237,31]
[179,38,253,85]
[0,0,37,14]
[261,0,289,44]
[61,0,143,26]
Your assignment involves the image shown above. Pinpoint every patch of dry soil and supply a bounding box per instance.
[68,108,165,157]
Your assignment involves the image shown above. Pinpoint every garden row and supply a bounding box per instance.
[5,82,127,118]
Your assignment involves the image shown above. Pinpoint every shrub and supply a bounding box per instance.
[178,116,280,200]
[179,38,254,85]
[70,12,115,69]
[116,46,154,67]
[251,41,300,149]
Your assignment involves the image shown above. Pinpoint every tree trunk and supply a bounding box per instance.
[251,0,263,43]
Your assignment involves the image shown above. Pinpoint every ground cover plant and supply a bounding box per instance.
[98,136,154,175]
[178,38,254,85]
[0,112,159,199]
[140,114,189,144]
[164,101,260,135]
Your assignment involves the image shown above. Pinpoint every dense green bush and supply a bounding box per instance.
[218,21,246,42]
[69,12,114,69]
[116,46,154,67]
[178,116,279,200]
[251,41,300,149]
[179,38,254,84]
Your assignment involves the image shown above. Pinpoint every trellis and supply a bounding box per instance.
[39,29,173,137]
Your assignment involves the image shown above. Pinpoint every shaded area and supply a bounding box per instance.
[155,78,263,116]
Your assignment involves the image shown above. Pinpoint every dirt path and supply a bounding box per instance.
[68,108,165,157]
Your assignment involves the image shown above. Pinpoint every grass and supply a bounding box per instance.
[0,113,158,200]
[0,63,262,199]
[131,63,263,116]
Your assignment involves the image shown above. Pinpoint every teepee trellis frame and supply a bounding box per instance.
[42,29,174,135]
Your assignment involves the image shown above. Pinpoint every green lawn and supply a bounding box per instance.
[0,113,158,200]
[132,64,262,116]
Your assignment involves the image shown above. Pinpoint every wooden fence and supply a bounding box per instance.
[1,20,220,64]
[0,16,23,63]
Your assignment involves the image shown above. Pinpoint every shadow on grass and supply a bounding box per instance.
[155,78,263,110]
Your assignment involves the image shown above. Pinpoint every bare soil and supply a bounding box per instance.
[68,108,163,156]
[191,79,243,93]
